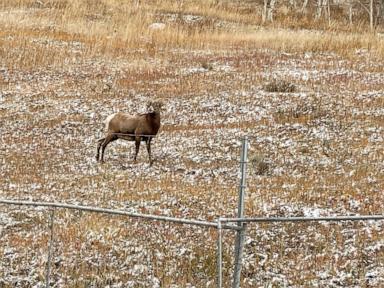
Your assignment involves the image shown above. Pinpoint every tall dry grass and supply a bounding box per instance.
[1,1,383,287]
[1,0,383,71]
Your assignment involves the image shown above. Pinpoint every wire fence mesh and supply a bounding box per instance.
[0,202,228,287]
[238,220,384,287]
[1,131,384,287]
[1,200,383,287]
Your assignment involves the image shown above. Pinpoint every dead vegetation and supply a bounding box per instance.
[0,0,383,287]
[263,79,296,93]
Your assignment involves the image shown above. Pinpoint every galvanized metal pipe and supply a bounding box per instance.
[110,132,156,138]
[221,215,384,223]
[45,209,55,288]
[236,137,248,219]
[0,199,239,230]
[217,218,223,288]
[232,136,249,288]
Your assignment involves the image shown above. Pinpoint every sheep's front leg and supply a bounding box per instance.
[146,138,152,166]
[134,136,141,162]
[100,134,117,163]
[96,137,105,161]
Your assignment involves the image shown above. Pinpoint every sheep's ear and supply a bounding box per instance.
[156,101,163,108]
[158,101,164,110]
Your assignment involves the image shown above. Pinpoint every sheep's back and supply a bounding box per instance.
[107,112,140,134]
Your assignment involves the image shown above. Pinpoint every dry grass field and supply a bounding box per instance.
[0,0,383,287]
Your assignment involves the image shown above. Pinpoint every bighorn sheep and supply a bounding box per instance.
[96,100,163,165]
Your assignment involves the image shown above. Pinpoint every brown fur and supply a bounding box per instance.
[96,101,163,165]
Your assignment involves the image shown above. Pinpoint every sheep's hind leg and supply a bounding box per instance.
[133,136,141,162]
[146,138,152,166]
[100,134,117,163]
[96,137,105,161]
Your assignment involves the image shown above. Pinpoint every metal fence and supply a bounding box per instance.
[228,137,384,288]
[1,137,384,288]
[0,199,238,287]
[223,217,384,287]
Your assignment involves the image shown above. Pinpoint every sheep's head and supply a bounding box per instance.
[147,100,164,113]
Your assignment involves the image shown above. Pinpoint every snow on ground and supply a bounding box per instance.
[0,42,383,286]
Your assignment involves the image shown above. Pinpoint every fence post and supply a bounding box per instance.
[46,208,55,288]
[217,218,223,288]
[232,136,248,288]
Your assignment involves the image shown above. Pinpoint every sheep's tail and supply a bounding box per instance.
[104,113,117,132]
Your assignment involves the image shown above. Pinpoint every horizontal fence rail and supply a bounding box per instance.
[110,132,157,138]
[0,199,239,230]
[222,215,384,223]
[2,198,384,288]
[1,199,235,288]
